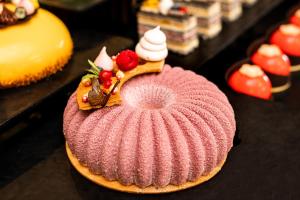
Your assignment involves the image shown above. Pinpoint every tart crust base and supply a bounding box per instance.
[66,142,227,194]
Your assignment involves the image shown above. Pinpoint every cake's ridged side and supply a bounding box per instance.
[63,94,78,135]
[172,106,218,175]
[170,110,206,181]
[66,109,88,153]
[100,109,135,181]
[86,107,123,174]
[75,108,112,165]
[63,65,236,188]
[160,110,190,185]
[117,110,142,185]
[135,110,154,187]
[152,111,172,187]
[181,103,228,165]
[191,97,234,150]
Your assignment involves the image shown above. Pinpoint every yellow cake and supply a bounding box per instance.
[0,5,73,88]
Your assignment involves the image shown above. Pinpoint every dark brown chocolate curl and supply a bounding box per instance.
[88,78,108,106]
[0,4,17,25]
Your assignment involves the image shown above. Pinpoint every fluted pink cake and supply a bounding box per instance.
[63,65,236,189]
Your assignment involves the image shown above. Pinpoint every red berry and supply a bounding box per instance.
[103,79,112,89]
[99,70,113,83]
[179,7,188,14]
[116,50,139,71]
[82,95,89,103]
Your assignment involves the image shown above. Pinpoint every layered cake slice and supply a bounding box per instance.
[241,0,257,7]
[220,0,242,21]
[176,0,222,39]
[137,0,199,54]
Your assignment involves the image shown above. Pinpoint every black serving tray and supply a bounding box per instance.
[0,34,134,133]
[1,0,300,198]
[166,0,288,70]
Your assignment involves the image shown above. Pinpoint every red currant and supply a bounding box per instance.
[99,70,113,83]
[103,79,112,89]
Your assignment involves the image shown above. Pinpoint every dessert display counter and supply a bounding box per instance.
[0,0,300,199]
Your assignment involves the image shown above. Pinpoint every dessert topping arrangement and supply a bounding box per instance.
[0,0,39,27]
[76,26,167,110]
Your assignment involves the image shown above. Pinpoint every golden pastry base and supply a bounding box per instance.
[271,81,291,93]
[291,64,300,72]
[66,143,226,194]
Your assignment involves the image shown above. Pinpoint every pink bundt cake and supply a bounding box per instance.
[63,65,236,192]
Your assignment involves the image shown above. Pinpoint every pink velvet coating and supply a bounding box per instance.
[63,65,236,188]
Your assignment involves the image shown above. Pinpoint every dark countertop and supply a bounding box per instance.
[1,0,300,199]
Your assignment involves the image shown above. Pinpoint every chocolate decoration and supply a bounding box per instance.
[88,90,107,106]
[87,79,121,107]
[0,5,17,25]
[88,78,107,106]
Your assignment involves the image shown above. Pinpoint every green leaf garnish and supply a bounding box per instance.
[88,60,101,73]
[86,69,99,75]
[81,74,98,81]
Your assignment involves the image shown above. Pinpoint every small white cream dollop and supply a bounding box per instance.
[280,24,300,36]
[135,26,168,61]
[18,0,35,15]
[159,0,174,15]
[295,9,300,18]
[12,0,21,5]
[239,64,264,78]
[94,46,114,71]
[258,44,282,57]
[116,70,125,80]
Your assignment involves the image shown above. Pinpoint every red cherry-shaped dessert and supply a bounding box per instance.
[228,64,272,100]
[116,50,139,71]
[251,44,291,76]
[290,9,300,27]
[270,24,300,56]
[99,70,113,83]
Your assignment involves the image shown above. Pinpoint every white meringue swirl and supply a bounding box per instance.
[159,0,174,15]
[135,26,168,61]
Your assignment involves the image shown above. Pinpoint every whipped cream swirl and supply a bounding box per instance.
[280,24,300,36]
[135,26,168,61]
[239,64,264,78]
[258,44,282,57]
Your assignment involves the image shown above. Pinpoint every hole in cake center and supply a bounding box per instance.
[122,84,176,110]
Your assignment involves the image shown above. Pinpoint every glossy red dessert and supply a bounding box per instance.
[251,44,290,76]
[270,24,300,57]
[290,9,300,27]
[228,64,272,100]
